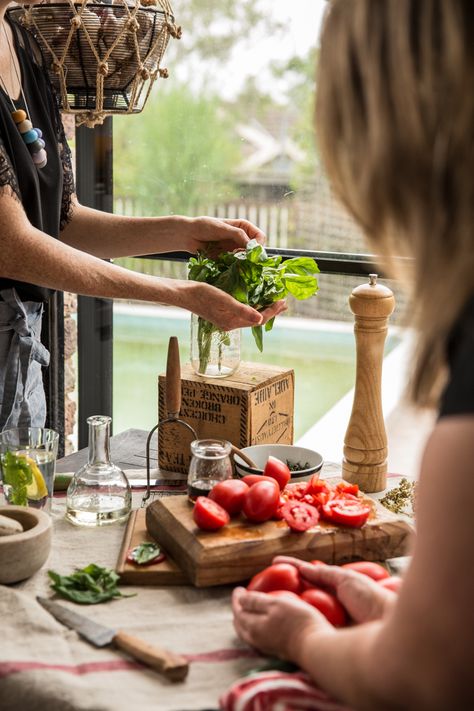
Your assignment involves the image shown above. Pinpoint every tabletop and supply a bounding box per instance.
[0,430,412,711]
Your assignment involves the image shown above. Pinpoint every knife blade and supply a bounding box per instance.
[37,596,189,682]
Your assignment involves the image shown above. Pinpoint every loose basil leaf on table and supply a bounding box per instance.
[48,563,135,604]
[188,240,319,365]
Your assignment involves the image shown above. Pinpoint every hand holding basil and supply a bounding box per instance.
[188,240,319,369]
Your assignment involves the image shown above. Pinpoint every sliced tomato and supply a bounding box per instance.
[342,561,390,581]
[242,474,279,488]
[336,481,359,496]
[247,563,301,594]
[263,456,291,490]
[193,496,230,531]
[312,490,335,509]
[282,482,309,501]
[209,479,249,516]
[321,497,371,528]
[242,480,280,523]
[280,501,320,532]
[300,588,348,627]
[306,475,331,495]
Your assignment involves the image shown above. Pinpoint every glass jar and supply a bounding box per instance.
[66,416,131,526]
[191,313,240,378]
[187,439,233,501]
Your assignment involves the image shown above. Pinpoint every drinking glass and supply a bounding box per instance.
[0,427,59,513]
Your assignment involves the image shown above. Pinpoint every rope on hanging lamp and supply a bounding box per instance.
[10,0,181,127]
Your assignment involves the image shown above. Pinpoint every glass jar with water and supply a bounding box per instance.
[66,416,131,526]
[190,314,240,378]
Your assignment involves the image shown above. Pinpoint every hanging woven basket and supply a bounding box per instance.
[9,0,180,127]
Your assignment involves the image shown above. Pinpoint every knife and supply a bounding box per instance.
[37,596,189,682]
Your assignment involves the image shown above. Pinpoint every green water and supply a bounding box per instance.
[113,313,399,439]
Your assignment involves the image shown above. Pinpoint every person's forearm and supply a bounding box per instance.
[61,201,194,259]
[0,211,186,305]
[294,621,398,710]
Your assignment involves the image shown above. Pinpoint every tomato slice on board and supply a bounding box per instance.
[209,479,249,516]
[306,475,331,495]
[321,497,371,528]
[263,456,291,490]
[282,482,309,501]
[247,563,302,594]
[193,496,230,531]
[280,501,320,532]
[336,481,360,496]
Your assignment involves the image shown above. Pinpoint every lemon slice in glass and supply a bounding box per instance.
[25,456,48,500]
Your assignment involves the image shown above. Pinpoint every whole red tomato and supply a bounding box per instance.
[263,456,291,490]
[193,497,230,531]
[342,561,390,581]
[247,563,301,594]
[209,479,249,516]
[378,576,403,592]
[242,474,279,488]
[300,588,348,627]
[242,480,280,523]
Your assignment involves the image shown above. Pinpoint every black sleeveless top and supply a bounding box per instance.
[0,14,74,303]
[439,297,474,418]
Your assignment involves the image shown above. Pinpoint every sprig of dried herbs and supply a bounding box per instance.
[380,478,417,517]
[48,563,135,604]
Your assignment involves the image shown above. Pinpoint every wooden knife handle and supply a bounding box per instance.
[166,336,181,417]
[114,630,189,682]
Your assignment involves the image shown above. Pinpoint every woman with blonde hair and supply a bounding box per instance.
[232,1,474,708]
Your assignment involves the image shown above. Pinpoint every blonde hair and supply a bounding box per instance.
[315,0,474,406]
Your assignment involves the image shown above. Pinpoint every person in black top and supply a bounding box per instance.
[232,2,474,709]
[0,4,285,430]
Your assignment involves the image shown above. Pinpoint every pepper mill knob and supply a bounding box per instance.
[342,274,395,492]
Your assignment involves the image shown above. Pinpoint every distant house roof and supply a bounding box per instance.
[236,119,304,184]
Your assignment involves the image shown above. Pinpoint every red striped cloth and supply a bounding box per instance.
[220,670,353,711]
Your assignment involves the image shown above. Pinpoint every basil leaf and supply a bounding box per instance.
[129,543,162,565]
[48,564,135,605]
[251,325,264,352]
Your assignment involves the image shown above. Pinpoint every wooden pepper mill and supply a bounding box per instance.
[342,274,395,493]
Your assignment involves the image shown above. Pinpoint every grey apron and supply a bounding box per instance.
[0,288,50,431]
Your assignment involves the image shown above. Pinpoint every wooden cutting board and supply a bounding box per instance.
[145,483,414,587]
[116,508,188,585]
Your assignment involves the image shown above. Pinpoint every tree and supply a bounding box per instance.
[114,85,240,216]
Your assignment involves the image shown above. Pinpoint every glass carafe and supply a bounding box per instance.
[187,439,233,501]
[66,416,131,526]
[191,314,240,378]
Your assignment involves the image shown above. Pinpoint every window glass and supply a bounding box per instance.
[113,0,368,255]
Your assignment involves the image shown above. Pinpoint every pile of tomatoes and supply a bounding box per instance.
[247,560,402,627]
[192,456,372,533]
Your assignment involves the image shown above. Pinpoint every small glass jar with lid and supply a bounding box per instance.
[66,415,131,526]
[190,314,240,378]
[187,439,233,501]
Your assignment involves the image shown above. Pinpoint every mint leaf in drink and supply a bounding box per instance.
[1,451,33,506]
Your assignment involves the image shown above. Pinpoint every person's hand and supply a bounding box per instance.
[178,281,287,331]
[183,216,266,256]
[232,587,335,662]
[273,556,397,624]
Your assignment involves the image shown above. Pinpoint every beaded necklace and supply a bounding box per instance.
[0,20,47,169]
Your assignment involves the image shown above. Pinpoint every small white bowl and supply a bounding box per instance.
[234,444,323,480]
[0,506,52,584]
